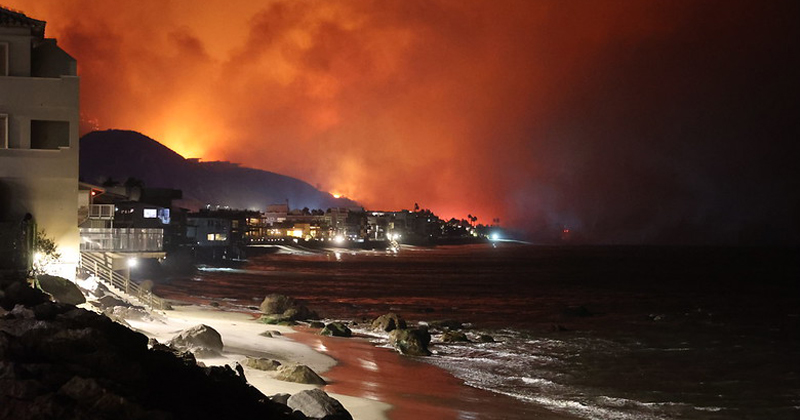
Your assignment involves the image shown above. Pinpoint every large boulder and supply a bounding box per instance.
[275,364,326,385]
[320,322,351,338]
[36,275,86,306]
[388,328,432,356]
[259,294,317,322]
[371,313,406,332]
[0,281,48,310]
[287,389,353,420]
[167,324,224,357]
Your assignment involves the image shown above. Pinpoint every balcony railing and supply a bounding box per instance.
[80,228,163,252]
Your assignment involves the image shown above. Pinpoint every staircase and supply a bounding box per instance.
[80,252,168,311]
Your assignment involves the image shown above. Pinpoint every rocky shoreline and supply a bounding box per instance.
[0,273,298,419]
[0,273,366,420]
[2,268,502,420]
[257,293,495,358]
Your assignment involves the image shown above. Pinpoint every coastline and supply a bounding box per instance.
[142,245,575,420]
[120,303,390,420]
[120,301,569,420]
[291,328,574,420]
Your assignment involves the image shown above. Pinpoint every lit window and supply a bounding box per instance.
[206,233,227,241]
[143,208,157,218]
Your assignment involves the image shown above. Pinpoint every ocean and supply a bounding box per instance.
[153,244,799,419]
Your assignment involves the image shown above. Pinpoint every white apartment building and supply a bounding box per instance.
[0,7,80,279]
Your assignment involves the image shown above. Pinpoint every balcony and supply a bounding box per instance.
[0,75,79,110]
[80,228,163,252]
[88,204,115,220]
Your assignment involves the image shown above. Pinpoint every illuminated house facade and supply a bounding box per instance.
[0,7,80,278]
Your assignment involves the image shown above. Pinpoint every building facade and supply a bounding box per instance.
[0,7,80,278]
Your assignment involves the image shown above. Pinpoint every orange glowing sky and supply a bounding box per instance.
[6,0,799,243]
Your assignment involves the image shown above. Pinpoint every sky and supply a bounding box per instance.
[6,0,799,244]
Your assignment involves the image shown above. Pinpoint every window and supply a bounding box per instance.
[1,114,7,148]
[30,120,69,149]
[0,43,7,76]
[143,208,157,218]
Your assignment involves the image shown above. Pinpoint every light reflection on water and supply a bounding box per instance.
[154,244,799,420]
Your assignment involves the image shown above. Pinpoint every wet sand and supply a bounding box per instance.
[291,328,572,420]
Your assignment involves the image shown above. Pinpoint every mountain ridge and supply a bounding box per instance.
[80,130,358,211]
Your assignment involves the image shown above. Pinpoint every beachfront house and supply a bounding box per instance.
[0,7,80,279]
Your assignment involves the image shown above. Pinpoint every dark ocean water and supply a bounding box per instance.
[154,244,800,419]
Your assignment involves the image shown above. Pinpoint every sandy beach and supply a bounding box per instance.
[117,301,570,420]
[122,305,391,420]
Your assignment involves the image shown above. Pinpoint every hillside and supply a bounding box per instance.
[80,130,357,211]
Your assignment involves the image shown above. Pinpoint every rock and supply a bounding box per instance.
[441,331,470,343]
[389,328,432,356]
[148,338,172,351]
[287,389,353,420]
[10,304,35,319]
[260,331,274,338]
[58,375,156,419]
[96,295,129,309]
[260,293,293,314]
[371,313,407,332]
[275,364,326,385]
[271,393,291,405]
[242,357,281,371]
[36,275,86,306]
[57,375,106,402]
[259,294,317,321]
[0,281,48,310]
[105,305,150,322]
[167,324,224,357]
[550,324,569,332]
[308,321,325,329]
[320,322,352,337]
[32,302,71,321]
[0,283,295,419]
[477,334,495,343]
[260,314,298,325]
[235,362,246,380]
